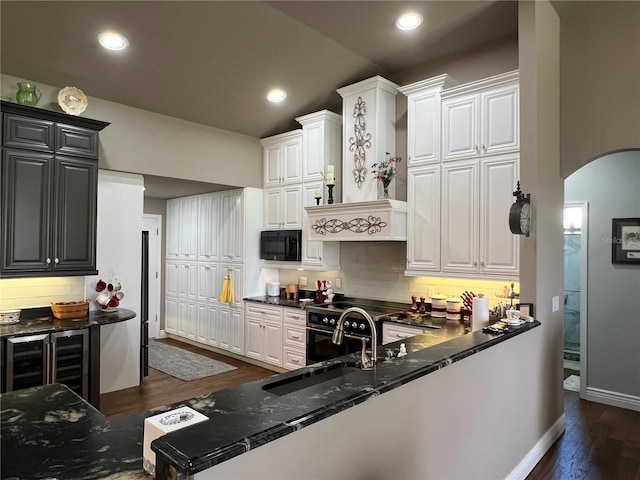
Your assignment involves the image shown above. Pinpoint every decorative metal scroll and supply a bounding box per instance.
[347,96,371,189]
[311,216,387,236]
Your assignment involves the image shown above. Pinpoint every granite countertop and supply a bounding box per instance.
[1,384,149,479]
[0,312,540,479]
[0,308,137,338]
[243,295,313,309]
[151,323,541,476]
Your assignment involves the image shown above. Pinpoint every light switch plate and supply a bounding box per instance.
[299,276,307,287]
[335,278,342,289]
[552,296,560,312]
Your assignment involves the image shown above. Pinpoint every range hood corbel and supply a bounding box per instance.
[305,199,407,241]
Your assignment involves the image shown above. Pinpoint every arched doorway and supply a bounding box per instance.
[563,149,640,408]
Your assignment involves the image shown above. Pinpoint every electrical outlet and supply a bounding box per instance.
[299,276,307,287]
[335,278,342,289]
[552,296,560,312]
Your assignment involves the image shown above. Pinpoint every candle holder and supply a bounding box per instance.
[315,196,321,206]
[327,184,335,204]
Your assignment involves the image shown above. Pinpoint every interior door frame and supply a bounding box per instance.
[564,201,589,398]
[142,214,162,339]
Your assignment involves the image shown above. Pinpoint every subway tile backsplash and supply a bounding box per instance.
[0,277,86,310]
[277,242,520,308]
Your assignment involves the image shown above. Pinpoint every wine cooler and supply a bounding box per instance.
[6,329,89,398]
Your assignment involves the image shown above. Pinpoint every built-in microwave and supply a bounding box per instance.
[260,230,302,262]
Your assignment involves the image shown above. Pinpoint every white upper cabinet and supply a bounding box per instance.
[219,189,244,262]
[261,130,303,187]
[166,196,198,259]
[441,155,519,276]
[198,193,219,262]
[406,165,441,273]
[263,185,302,230]
[166,199,180,259]
[398,74,457,167]
[442,71,519,162]
[296,110,342,183]
[478,155,520,275]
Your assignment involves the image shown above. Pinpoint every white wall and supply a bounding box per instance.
[92,170,143,393]
[558,1,640,177]
[1,74,263,188]
[565,151,640,405]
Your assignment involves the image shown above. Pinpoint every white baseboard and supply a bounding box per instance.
[156,330,169,339]
[506,414,566,480]
[585,387,640,412]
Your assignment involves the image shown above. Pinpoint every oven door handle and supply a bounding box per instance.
[306,326,332,335]
[306,326,368,341]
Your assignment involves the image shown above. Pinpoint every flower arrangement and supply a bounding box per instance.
[371,153,402,198]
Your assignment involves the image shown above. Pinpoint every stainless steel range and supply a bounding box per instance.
[305,301,397,364]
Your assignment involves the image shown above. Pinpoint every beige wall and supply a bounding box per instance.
[1,74,263,188]
[557,1,640,177]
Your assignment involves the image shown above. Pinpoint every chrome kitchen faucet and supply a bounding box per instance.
[332,307,377,369]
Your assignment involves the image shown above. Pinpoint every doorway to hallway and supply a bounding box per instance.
[563,202,587,395]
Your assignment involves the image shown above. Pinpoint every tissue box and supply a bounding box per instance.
[143,406,209,475]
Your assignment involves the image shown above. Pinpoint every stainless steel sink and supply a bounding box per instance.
[262,363,361,396]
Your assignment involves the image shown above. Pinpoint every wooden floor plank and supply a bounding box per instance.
[100,338,275,418]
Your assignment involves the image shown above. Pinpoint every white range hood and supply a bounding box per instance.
[305,199,407,241]
[307,75,407,241]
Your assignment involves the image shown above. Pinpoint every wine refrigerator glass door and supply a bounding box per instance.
[6,333,49,391]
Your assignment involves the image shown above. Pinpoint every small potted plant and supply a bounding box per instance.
[371,153,401,199]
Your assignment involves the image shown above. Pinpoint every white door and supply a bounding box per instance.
[142,215,161,339]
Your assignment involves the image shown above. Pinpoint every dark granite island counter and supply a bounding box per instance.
[0,320,540,480]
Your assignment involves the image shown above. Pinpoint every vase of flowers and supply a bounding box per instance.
[371,153,401,199]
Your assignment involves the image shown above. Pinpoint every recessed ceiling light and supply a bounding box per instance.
[267,89,287,103]
[98,31,129,51]
[396,13,423,31]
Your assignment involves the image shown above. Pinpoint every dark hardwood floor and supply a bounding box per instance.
[527,369,640,480]
[101,341,640,479]
[99,338,275,418]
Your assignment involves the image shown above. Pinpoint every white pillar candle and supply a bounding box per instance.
[326,165,335,185]
[315,189,321,198]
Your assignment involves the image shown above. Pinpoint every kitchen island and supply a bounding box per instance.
[0,319,539,479]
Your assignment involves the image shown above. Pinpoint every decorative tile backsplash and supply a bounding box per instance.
[0,277,86,310]
[277,242,520,308]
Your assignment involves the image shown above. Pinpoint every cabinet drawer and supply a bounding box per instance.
[56,124,99,158]
[3,114,54,151]
[282,346,306,370]
[283,324,306,348]
[245,303,282,322]
[283,308,305,326]
[382,323,427,345]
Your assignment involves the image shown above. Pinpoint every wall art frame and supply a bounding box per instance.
[611,218,640,264]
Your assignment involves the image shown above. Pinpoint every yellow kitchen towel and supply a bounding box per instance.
[219,270,233,303]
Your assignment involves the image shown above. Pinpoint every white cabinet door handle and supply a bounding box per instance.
[473,261,478,266]
[46,257,51,264]
[291,357,300,363]
[54,258,59,264]
[291,334,300,339]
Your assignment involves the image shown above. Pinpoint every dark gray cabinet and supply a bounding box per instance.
[1,101,109,277]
